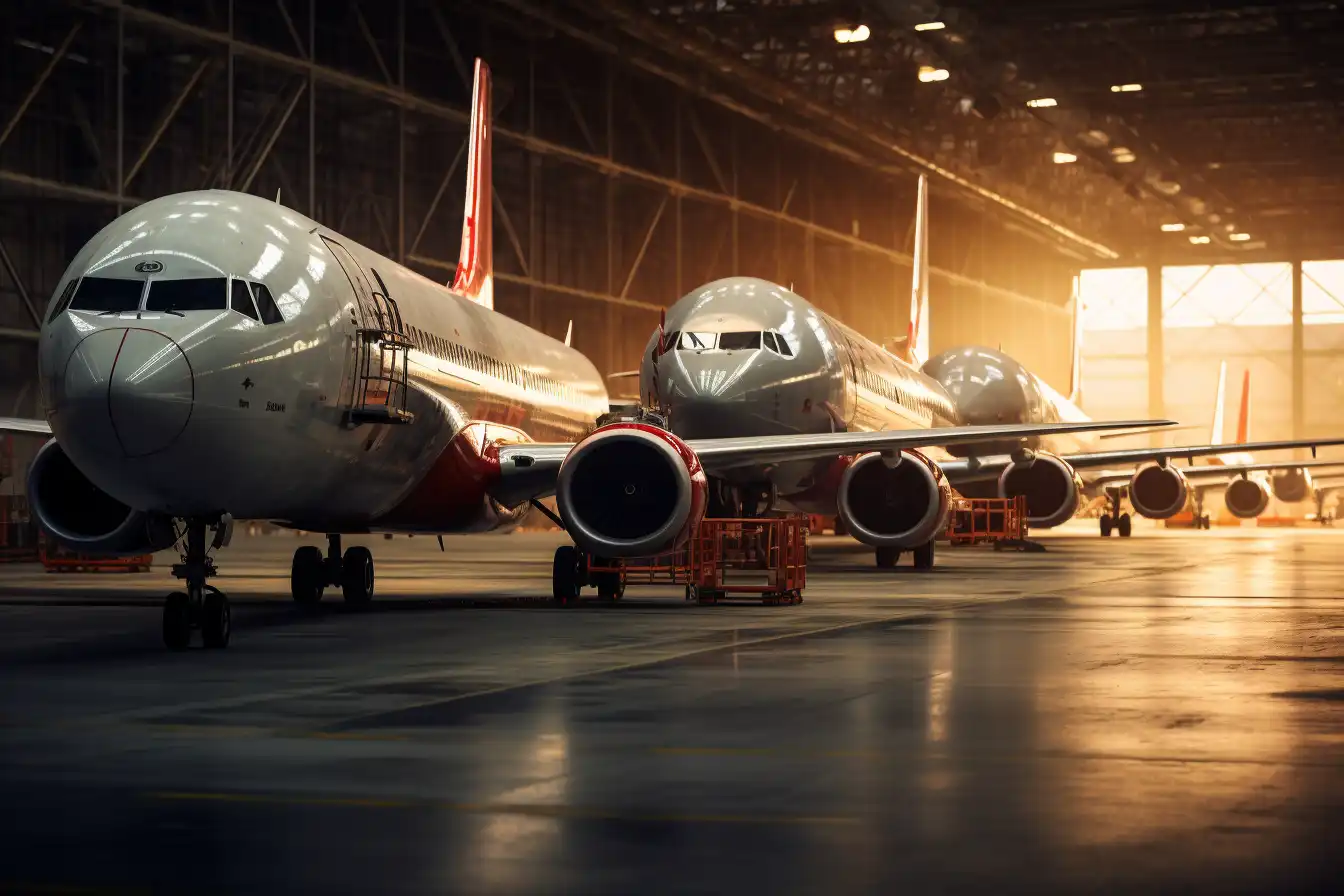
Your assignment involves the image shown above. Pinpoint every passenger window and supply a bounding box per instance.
[145,277,227,312]
[69,276,144,313]
[250,282,285,325]
[48,279,80,322]
[230,279,260,320]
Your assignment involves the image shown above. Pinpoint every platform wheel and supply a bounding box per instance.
[912,539,936,570]
[552,545,581,605]
[1100,514,1113,537]
[694,587,719,606]
[341,546,375,607]
[291,545,325,606]
[1117,514,1132,538]
[875,546,900,568]
[163,591,192,651]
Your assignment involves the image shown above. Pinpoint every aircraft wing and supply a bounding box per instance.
[0,417,51,436]
[1083,459,1344,488]
[495,418,1173,505]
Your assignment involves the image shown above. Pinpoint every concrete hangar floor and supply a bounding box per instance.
[0,525,1338,895]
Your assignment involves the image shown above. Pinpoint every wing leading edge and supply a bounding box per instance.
[0,417,51,436]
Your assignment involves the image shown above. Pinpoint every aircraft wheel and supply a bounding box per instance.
[552,546,581,605]
[875,546,901,568]
[913,540,936,570]
[1118,514,1133,538]
[201,588,231,649]
[596,573,624,603]
[163,591,192,650]
[341,546,375,607]
[1100,514,1113,537]
[291,545,325,606]
[1202,514,1212,530]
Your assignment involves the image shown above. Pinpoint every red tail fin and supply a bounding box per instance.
[451,59,493,310]
[1235,369,1250,444]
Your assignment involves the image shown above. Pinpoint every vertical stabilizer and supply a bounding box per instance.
[451,59,494,310]
[907,175,930,368]
[1210,361,1228,445]
[1067,274,1083,405]
[1235,368,1251,444]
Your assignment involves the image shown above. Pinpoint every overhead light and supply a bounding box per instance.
[1053,151,1078,164]
[918,65,950,82]
[1229,232,1251,242]
[1189,235,1211,245]
[1110,83,1144,93]
[834,24,871,43]
[914,22,946,31]
[1160,223,1186,232]
[1111,146,1136,163]
[1026,97,1057,108]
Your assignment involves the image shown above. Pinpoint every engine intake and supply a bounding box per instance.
[1225,477,1270,519]
[999,451,1082,528]
[556,424,707,558]
[1271,469,1311,504]
[27,440,177,555]
[836,451,950,548]
[1128,463,1189,520]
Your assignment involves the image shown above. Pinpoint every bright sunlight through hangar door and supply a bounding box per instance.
[1077,268,1147,423]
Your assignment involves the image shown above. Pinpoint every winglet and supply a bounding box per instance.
[450,58,494,311]
[564,319,573,347]
[906,175,930,368]
[1067,274,1083,405]
[1210,360,1228,445]
[1235,368,1251,445]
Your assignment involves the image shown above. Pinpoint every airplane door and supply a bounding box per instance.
[322,236,379,327]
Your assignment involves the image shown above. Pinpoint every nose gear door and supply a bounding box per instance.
[321,236,415,427]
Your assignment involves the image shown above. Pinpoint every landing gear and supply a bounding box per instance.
[875,542,935,569]
[1100,514,1113,537]
[1101,488,1131,538]
[913,539,936,570]
[290,534,376,608]
[163,518,231,650]
[875,546,901,568]
[1117,513,1132,538]
[552,545,581,605]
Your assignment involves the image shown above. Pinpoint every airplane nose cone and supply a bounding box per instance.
[61,328,194,457]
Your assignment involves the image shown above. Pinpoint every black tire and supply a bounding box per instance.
[1118,514,1132,538]
[913,540,936,570]
[163,591,191,650]
[596,573,624,603]
[875,546,900,568]
[201,590,231,649]
[552,545,580,605]
[291,545,325,606]
[1100,514,1113,537]
[341,546,375,607]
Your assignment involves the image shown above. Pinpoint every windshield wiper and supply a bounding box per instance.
[152,308,186,317]
[97,309,129,317]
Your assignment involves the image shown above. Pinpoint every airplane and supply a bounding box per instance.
[1308,476,1344,525]
[0,60,1177,651]
[636,175,1344,556]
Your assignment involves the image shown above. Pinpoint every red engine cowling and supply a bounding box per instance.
[836,450,951,548]
[1225,477,1271,518]
[998,451,1083,528]
[556,423,708,558]
[1128,462,1190,520]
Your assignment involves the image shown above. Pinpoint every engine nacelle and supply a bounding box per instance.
[1128,462,1190,520]
[1271,468,1311,504]
[27,440,177,555]
[836,450,951,548]
[555,423,707,558]
[1225,477,1271,519]
[998,451,1083,528]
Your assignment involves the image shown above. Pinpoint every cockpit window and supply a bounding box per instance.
[145,277,227,312]
[774,333,794,357]
[69,277,144,313]
[679,331,717,350]
[47,279,80,322]
[718,331,761,351]
[230,279,260,320]
[762,331,779,353]
[250,282,285,325]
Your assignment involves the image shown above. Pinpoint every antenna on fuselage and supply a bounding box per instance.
[274,188,282,205]
[564,319,573,347]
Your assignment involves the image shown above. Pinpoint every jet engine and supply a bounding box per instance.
[1128,462,1190,520]
[1271,468,1311,504]
[836,450,951,548]
[998,451,1083,528]
[1225,476,1271,518]
[27,440,178,555]
[555,423,707,558]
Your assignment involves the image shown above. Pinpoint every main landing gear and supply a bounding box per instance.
[550,545,625,606]
[291,533,375,607]
[163,517,233,650]
[1099,488,1132,538]
[874,540,936,570]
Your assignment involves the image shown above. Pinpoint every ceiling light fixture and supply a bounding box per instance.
[1110,83,1143,93]
[914,22,946,31]
[1053,151,1078,164]
[834,24,871,44]
[1229,232,1251,242]
[918,65,950,82]
[1026,97,1057,108]
[1160,223,1186,232]
[1189,235,1211,245]
[1111,147,1136,163]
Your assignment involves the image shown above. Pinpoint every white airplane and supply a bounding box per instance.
[0,60,1178,650]
[635,177,1344,560]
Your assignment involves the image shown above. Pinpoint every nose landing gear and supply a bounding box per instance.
[1099,487,1132,538]
[163,517,232,650]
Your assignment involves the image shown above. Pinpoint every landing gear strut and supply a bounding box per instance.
[163,517,231,650]
[1099,488,1132,538]
[290,533,376,607]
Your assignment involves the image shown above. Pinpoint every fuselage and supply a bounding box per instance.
[639,276,957,513]
[38,190,607,532]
